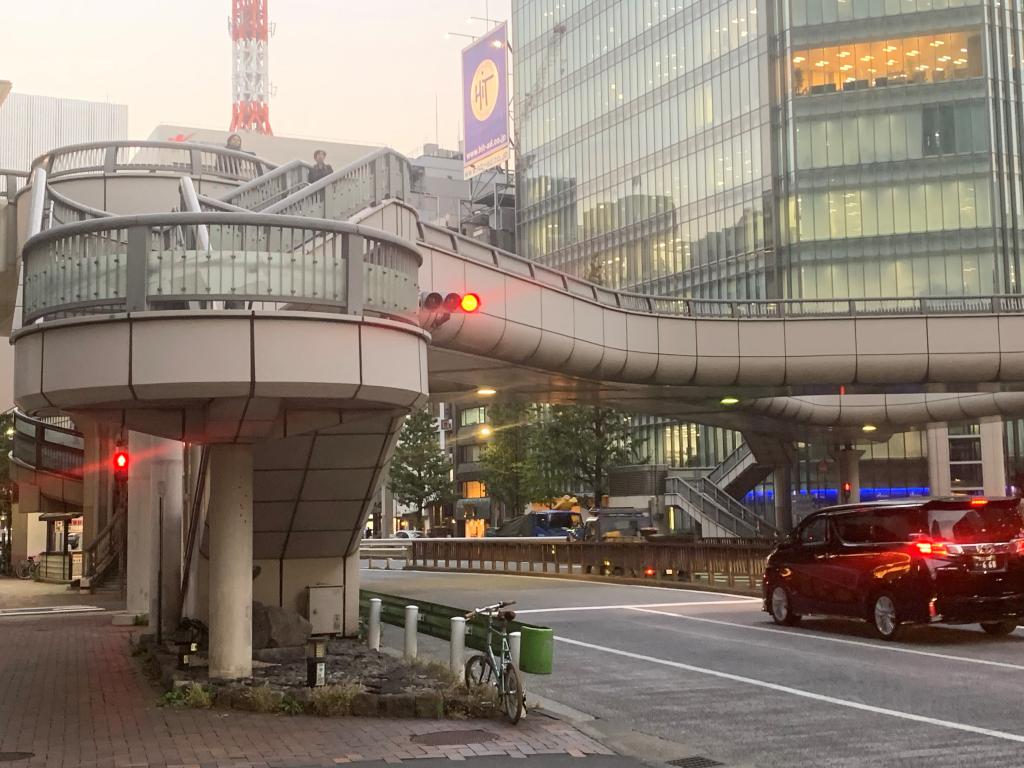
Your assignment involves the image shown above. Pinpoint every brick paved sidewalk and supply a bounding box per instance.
[0,609,613,767]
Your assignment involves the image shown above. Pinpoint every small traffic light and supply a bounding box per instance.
[841,481,852,501]
[459,293,481,313]
[419,292,482,314]
[113,446,129,480]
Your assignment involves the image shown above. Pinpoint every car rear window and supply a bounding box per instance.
[926,503,1024,543]
[834,507,919,544]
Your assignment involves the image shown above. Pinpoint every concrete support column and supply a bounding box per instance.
[208,444,253,681]
[838,446,864,503]
[980,417,1007,497]
[80,419,115,550]
[150,440,184,638]
[926,424,952,497]
[126,431,154,617]
[182,444,210,624]
[773,466,794,532]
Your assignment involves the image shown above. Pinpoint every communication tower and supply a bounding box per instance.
[229,0,273,135]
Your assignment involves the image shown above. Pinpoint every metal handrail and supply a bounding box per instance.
[1,169,28,200]
[218,158,312,210]
[708,444,754,485]
[30,140,276,183]
[11,409,84,479]
[422,216,1024,319]
[666,476,774,538]
[19,211,423,326]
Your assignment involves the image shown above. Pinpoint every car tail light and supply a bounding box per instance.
[970,497,989,507]
[1011,538,1024,555]
[914,539,963,557]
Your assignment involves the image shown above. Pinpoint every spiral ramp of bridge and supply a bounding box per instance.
[10,141,1024,675]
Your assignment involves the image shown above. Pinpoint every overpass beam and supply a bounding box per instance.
[208,444,253,681]
[838,446,863,504]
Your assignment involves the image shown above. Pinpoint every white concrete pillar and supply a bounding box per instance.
[773,466,794,532]
[980,417,1007,497]
[149,440,184,638]
[208,444,253,681]
[927,424,951,497]
[80,419,114,550]
[181,444,210,624]
[838,447,863,503]
[126,431,154,617]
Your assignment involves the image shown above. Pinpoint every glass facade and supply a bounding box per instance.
[512,0,1024,500]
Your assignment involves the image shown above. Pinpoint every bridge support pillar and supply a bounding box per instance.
[80,419,115,551]
[150,442,183,638]
[126,432,154,617]
[980,417,1006,497]
[838,446,863,503]
[773,466,793,532]
[208,443,253,681]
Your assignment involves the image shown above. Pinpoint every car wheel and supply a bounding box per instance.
[980,620,1018,637]
[769,585,801,626]
[871,592,904,641]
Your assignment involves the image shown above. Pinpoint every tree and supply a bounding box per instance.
[532,405,637,505]
[388,408,455,530]
[479,403,541,525]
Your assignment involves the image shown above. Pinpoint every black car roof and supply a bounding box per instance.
[802,497,1022,523]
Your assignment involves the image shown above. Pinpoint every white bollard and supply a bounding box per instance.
[450,617,466,681]
[404,605,419,660]
[509,631,522,670]
[368,598,382,651]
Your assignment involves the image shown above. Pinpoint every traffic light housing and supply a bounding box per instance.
[113,445,129,481]
[841,481,852,502]
[418,291,482,331]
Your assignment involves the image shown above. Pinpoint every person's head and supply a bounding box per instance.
[226,133,242,150]
[313,149,327,164]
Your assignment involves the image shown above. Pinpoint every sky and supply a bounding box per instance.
[3,0,512,157]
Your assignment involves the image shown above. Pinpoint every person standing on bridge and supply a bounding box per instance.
[308,149,334,184]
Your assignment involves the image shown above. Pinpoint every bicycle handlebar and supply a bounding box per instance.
[464,600,516,620]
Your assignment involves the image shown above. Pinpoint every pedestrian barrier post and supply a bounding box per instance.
[368,597,381,651]
[404,605,418,660]
[450,616,466,680]
[509,630,522,670]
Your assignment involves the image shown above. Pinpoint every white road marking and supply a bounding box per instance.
[362,567,761,597]
[556,635,1024,744]
[627,606,1024,673]
[0,605,104,617]
[516,599,758,615]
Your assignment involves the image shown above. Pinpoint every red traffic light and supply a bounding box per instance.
[113,449,129,471]
[841,482,851,494]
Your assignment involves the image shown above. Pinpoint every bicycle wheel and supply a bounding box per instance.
[499,662,524,724]
[15,561,30,580]
[464,654,496,689]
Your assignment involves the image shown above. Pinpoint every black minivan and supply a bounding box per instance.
[763,498,1024,640]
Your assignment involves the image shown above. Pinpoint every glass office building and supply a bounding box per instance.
[511,0,1024,492]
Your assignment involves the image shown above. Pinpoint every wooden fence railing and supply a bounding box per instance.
[407,538,776,593]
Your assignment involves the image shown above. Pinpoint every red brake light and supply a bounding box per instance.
[460,293,481,313]
[915,541,934,555]
[970,497,989,507]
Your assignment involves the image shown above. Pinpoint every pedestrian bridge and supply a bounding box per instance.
[5,139,1024,679]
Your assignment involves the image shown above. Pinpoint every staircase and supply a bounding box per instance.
[665,475,779,539]
[707,443,772,500]
[81,506,127,595]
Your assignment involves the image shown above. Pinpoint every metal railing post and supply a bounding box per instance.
[126,227,149,312]
[450,617,466,680]
[404,605,418,660]
[103,146,117,175]
[368,598,382,651]
[344,234,363,316]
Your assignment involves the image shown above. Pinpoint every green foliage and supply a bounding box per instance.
[279,693,305,716]
[309,681,363,716]
[388,408,456,526]
[531,406,638,504]
[235,683,283,713]
[479,403,542,522]
[445,679,499,719]
[162,682,213,709]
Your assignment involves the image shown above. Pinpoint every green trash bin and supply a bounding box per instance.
[518,625,554,674]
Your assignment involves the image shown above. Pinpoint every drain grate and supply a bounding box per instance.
[0,753,34,763]
[666,758,724,768]
[411,729,497,746]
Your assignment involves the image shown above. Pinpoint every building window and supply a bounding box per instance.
[460,444,483,464]
[459,407,488,427]
[792,30,983,97]
[462,480,486,499]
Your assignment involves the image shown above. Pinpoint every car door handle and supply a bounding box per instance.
[814,553,834,561]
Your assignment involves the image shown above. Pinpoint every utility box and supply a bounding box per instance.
[307,585,345,635]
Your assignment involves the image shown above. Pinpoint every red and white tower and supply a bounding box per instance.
[229,0,273,135]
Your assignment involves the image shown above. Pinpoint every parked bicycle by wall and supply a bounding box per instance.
[15,555,40,580]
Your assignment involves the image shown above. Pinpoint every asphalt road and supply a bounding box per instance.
[363,568,1024,768]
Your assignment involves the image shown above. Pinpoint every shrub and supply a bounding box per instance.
[279,694,304,716]
[162,682,213,709]
[236,684,282,713]
[309,682,363,717]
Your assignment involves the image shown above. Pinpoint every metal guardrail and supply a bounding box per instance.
[19,211,422,325]
[708,444,754,486]
[694,476,779,536]
[219,159,312,211]
[359,539,413,567]
[422,218,1024,320]
[44,185,109,230]
[359,589,553,656]
[31,141,275,183]
[11,409,84,479]
[264,149,410,220]
[408,538,774,593]
[1,169,28,201]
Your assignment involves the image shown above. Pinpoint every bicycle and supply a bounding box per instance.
[463,600,525,724]
[15,555,40,580]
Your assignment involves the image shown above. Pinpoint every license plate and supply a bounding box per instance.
[973,555,997,570]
